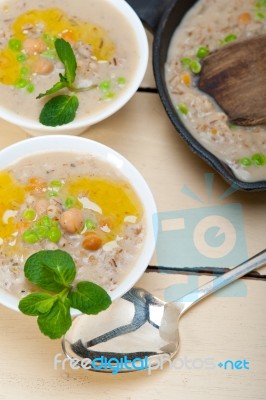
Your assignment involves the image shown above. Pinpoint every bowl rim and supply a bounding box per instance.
[0,0,149,133]
[0,135,157,315]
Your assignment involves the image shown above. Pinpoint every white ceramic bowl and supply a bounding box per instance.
[0,135,157,315]
[0,0,148,136]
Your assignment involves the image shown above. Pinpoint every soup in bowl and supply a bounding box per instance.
[0,135,157,315]
[0,0,148,135]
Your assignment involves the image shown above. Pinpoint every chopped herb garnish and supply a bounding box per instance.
[23,208,36,221]
[15,78,28,89]
[255,0,266,8]
[181,57,193,68]
[240,157,252,167]
[256,11,265,18]
[37,38,96,127]
[190,60,202,74]
[196,46,209,59]
[222,34,237,44]
[99,80,111,92]
[8,38,22,52]
[17,53,27,63]
[85,218,96,230]
[181,57,201,74]
[19,250,111,339]
[117,76,126,86]
[178,103,189,115]
[239,153,266,167]
[26,83,35,94]
[251,153,266,166]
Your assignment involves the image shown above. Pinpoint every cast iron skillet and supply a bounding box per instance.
[126,0,266,191]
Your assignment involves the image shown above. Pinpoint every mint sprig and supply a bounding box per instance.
[37,38,96,127]
[19,250,112,339]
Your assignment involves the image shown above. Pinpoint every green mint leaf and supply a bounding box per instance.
[69,281,111,315]
[55,38,77,84]
[59,73,68,83]
[24,250,76,292]
[19,292,55,316]
[36,81,66,99]
[37,298,72,339]
[39,95,79,127]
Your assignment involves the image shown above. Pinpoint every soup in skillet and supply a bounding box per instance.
[166,0,266,182]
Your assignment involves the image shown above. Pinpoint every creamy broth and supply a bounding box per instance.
[0,152,144,297]
[166,0,266,182]
[0,0,139,122]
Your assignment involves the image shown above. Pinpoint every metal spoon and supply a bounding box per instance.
[62,249,266,373]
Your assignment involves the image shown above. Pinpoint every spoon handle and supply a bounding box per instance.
[175,249,266,314]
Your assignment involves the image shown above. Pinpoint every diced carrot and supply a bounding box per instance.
[16,220,31,232]
[25,177,47,193]
[237,12,252,25]
[181,72,191,86]
[61,30,76,42]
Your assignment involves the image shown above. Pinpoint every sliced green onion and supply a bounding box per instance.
[23,208,36,221]
[8,38,22,52]
[256,11,265,18]
[223,34,237,44]
[48,191,58,197]
[117,77,126,86]
[85,218,96,230]
[256,0,266,8]
[99,80,111,92]
[48,226,61,243]
[240,157,252,167]
[26,83,35,94]
[22,229,39,244]
[17,53,27,62]
[39,215,52,228]
[251,153,266,166]
[64,197,76,209]
[178,103,189,115]
[35,226,49,240]
[196,47,209,59]
[102,92,115,101]
[50,180,63,188]
[20,66,29,77]
[190,60,202,74]
[15,78,28,89]
[181,57,193,68]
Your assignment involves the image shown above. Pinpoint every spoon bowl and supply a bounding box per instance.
[62,249,266,373]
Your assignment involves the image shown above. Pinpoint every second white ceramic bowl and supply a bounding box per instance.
[0,0,148,136]
[0,135,157,315]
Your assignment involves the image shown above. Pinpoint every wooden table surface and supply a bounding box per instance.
[0,29,266,400]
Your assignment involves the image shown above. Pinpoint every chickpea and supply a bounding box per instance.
[82,232,102,251]
[31,58,54,75]
[59,208,84,234]
[23,38,47,55]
